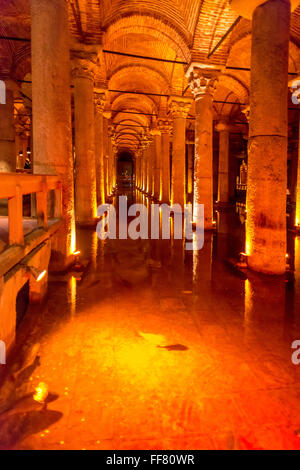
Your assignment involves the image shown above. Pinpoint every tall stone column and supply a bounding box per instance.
[216,120,230,203]
[135,150,142,189]
[295,130,300,227]
[188,68,218,229]
[186,131,194,198]
[140,141,148,191]
[72,56,97,225]
[168,97,191,208]
[94,90,106,205]
[0,84,16,172]
[152,128,162,200]
[102,115,110,199]
[145,137,153,195]
[31,0,75,268]
[14,116,28,169]
[158,118,172,204]
[246,0,290,274]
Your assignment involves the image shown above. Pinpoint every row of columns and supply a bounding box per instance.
[17,0,294,275]
[30,0,117,270]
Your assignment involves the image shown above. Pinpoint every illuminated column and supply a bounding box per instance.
[136,150,142,189]
[31,0,75,268]
[188,68,218,229]
[72,56,97,225]
[152,128,162,200]
[186,131,194,197]
[216,120,230,203]
[103,117,109,199]
[111,143,117,192]
[14,116,28,169]
[0,84,16,172]
[158,118,172,204]
[246,0,290,274]
[168,97,191,208]
[140,141,148,191]
[149,138,155,196]
[145,136,153,195]
[94,90,106,205]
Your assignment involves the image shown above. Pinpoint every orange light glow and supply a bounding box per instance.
[36,270,47,282]
[73,250,81,256]
[33,382,49,403]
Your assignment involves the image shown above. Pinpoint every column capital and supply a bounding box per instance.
[157,118,172,134]
[150,127,161,137]
[140,135,152,149]
[71,50,98,81]
[215,119,231,133]
[168,96,192,119]
[242,105,250,123]
[94,90,106,113]
[186,65,220,101]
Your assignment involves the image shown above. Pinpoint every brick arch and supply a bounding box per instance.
[218,74,249,105]
[111,93,158,116]
[103,14,191,62]
[108,64,170,93]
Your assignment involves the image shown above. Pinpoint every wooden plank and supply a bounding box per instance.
[0,220,62,278]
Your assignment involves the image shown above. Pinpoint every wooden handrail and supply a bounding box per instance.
[0,173,60,199]
[0,173,62,246]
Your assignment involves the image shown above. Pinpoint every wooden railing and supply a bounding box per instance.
[0,173,62,246]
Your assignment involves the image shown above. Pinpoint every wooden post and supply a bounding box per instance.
[8,184,24,245]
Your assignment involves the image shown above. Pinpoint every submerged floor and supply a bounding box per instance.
[1,191,300,450]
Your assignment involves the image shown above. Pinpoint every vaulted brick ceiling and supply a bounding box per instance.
[1,0,300,150]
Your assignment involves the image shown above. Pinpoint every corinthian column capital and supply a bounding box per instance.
[168,96,192,119]
[71,49,98,81]
[187,65,220,101]
[94,91,106,113]
[157,118,172,134]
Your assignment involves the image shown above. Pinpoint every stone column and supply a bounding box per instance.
[135,150,142,189]
[152,128,162,201]
[140,141,148,191]
[216,120,230,203]
[102,115,110,199]
[168,97,191,208]
[186,130,194,198]
[158,118,172,204]
[144,137,153,195]
[295,131,300,227]
[31,0,75,269]
[94,91,106,205]
[246,0,290,274]
[188,68,218,229]
[0,84,16,172]
[72,56,97,225]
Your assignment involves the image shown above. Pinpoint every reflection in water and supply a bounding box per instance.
[6,189,300,450]
[244,273,287,344]
[67,275,77,317]
[193,233,213,287]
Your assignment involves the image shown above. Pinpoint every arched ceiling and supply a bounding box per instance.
[1,0,300,152]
